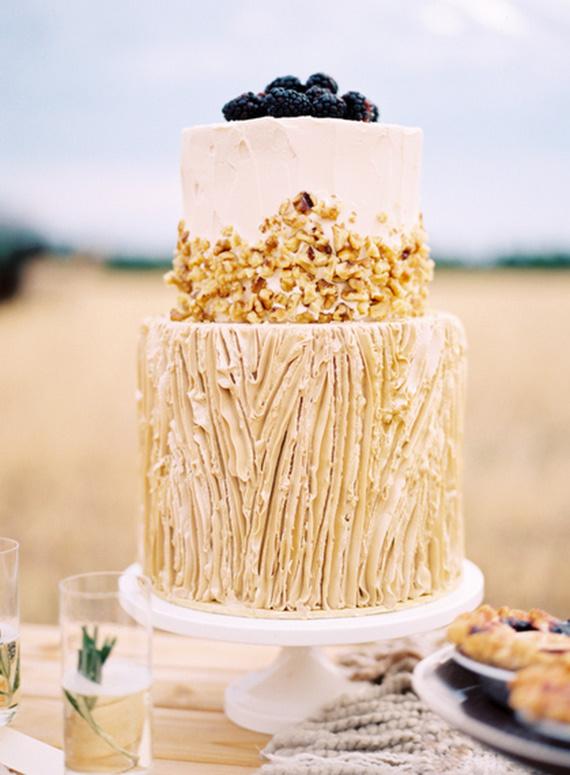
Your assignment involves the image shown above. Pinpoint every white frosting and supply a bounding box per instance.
[181,117,422,244]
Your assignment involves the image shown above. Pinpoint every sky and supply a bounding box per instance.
[1,0,569,259]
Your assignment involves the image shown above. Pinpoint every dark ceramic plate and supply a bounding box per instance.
[452,647,515,706]
[517,713,570,745]
[413,645,570,772]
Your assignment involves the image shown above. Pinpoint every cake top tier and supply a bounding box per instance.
[167,116,432,324]
[181,118,422,245]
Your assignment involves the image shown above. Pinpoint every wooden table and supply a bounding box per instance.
[15,624,276,773]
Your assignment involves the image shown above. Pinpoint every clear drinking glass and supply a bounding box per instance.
[0,538,20,726]
[59,572,152,774]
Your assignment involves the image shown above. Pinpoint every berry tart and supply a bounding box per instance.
[509,658,570,742]
[448,605,570,671]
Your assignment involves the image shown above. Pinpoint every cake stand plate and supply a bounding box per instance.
[120,560,483,734]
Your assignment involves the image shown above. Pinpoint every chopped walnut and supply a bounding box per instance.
[167,192,432,323]
[292,191,314,214]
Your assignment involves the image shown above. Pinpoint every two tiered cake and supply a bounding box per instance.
[138,76,466,617]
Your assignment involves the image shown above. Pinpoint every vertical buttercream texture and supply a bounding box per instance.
[138,314,466,617]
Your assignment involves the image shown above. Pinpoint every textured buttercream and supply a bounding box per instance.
[138,313,466,617]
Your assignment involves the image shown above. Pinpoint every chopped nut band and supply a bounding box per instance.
[166,192,433,323]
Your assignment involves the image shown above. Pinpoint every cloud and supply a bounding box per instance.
[421,3,467,36]
[454,0,530,36]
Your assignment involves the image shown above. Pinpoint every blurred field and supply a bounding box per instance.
[1,259,569,623]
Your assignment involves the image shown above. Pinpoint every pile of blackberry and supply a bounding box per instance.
[222,73,379,123]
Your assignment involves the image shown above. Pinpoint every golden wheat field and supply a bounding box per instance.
[1,259,569,623]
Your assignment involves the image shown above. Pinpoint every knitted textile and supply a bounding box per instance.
[259,637,539,774]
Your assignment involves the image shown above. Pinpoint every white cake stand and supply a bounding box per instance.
[120,560,483,734]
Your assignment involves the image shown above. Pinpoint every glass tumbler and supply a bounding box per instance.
[0,537,20,726]
[60,572,152,774]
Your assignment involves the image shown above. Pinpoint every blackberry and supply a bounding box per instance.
[264,88,312,118]
[265,75,304,93]
[306,86,346,118]
[342,91,379,122]
[222,92,266,121]
[306,72,338,94]
[550,620,570,636]
[501,617,536,633]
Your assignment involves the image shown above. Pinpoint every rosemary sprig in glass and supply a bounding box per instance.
[77,625,116,687]
[0,629,20,710]
[63,626,139,769]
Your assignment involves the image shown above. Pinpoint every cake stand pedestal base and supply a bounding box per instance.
[225,645,351,732]
[120,560,483,734]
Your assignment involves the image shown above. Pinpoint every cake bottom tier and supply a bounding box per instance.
[138,313,466,618]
